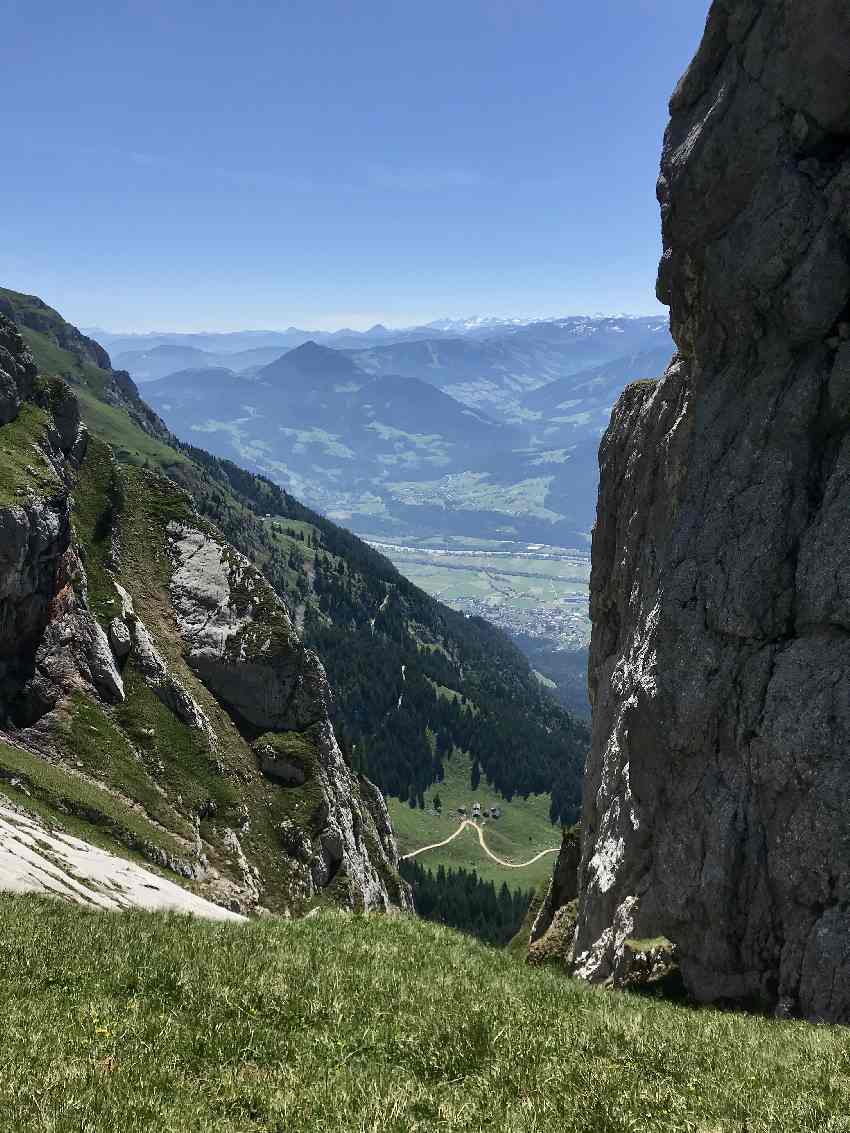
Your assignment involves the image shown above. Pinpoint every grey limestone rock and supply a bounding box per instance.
[572,0,850,1022]
[107,616,131,659]
[0,319,35,425]
[112,581,216,742]
[0,319,116,722]
[168,523,325,732]
[167,523,411,912]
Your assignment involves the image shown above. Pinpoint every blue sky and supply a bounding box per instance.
[2,0,709,331]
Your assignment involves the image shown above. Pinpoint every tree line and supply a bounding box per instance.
[169,444,589,824]
[399,859,533,947]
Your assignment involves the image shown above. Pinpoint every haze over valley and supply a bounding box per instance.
[99,312,671,713]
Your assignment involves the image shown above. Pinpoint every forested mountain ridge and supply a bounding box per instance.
[0,308,407,915]
[0,286,589,825]
[125,315,672,545]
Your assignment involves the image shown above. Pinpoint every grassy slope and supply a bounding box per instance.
[12,293,588,824]
[2,895,848,1133]
[0,400,61,506]
[0,739,188,865]
[1,324,394,910]
[388,751,560,890]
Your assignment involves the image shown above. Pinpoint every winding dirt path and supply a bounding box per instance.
[401,819,559,869]
[468,821,559,869]
[400,820,470,860]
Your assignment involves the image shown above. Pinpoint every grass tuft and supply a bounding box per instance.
[0,895,848,1132]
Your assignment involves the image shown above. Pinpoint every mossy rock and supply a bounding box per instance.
[614,936,683,995]
[253,729,319,787]
[527,898,577,968]
[0,402,62,506]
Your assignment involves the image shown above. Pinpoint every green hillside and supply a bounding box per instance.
[2,894,845,1133]
[0,285,589,825]
[387,751,559,889]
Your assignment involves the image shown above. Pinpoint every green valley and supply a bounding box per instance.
[387,751,559,889]
[363,536,591,716]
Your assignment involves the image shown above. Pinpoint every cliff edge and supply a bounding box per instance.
[574,0,850,1021]
[0,314,408,917]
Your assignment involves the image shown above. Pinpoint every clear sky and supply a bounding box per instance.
[2,0,710,331]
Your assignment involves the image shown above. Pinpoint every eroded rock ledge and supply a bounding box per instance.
[573,0,850,1022]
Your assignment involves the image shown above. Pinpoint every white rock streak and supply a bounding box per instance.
[0,802,243,922]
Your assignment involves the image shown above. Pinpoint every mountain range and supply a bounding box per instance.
[125,315,673,547]
[0,285,589,922]
[88,312,661,361]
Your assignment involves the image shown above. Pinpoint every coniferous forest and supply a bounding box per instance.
[173,446,589,823]
[399,859,533,947]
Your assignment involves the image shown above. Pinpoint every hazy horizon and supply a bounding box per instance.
[82,308,669,337]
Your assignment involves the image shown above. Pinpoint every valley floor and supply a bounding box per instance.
[401,817,559,870]
[364,537,591,651]
[386,752,558,889]
[362,535,592,716]
[3,894,847,1133]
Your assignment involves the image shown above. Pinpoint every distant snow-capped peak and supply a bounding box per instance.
[423,313,668,335]
[423,315,539,333]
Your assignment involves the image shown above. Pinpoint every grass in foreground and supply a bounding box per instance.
[2,895,849,1132]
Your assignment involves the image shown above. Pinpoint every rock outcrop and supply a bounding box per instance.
[0,319,122,723]
[526,828,579,967]
[0,313,409,918]
[0,798,244,921]
[163,522,407,910]
[572,0,850,1022]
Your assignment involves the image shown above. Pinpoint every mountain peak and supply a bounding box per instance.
[258,339,364,384]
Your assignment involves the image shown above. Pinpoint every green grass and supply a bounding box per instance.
[115,668,241,826]
[387,751,559,890]
[426,678,478,713]
[0,400,61,505]
[75,385,188,470]
[63,691,197,843]
[0,740,187,865]
[20,325,112,399]
[16,318,187,471]
[2,895,849,1133]
[71,436,124,622]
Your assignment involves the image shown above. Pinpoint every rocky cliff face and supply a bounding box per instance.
[0,314,408,916]
[573,0,850,1022]
[0,287,171,443]
[0,318,120,723]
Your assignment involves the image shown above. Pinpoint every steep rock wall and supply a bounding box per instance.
[0,314,409,917]
[0,319,122,722]
[574,0,850,1022]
